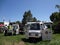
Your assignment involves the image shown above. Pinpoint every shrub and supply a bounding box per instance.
[53,22,60,33]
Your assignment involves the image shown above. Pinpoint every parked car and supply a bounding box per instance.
[24,22,50,39]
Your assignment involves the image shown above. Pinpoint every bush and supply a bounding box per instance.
[53,22,60,33]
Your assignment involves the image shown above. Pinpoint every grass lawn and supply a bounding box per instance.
[0,33,60,45]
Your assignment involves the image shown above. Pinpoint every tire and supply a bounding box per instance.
[39,36,42,41]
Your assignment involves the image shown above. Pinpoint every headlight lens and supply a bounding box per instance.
[29,33,31,35]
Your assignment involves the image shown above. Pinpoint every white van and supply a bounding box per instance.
[24,22,48,39]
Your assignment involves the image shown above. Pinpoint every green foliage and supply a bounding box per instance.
[32,17,37,22]
[50,5,60,33]
[22,10,37,26]
[56,5,60,12]
[50,12,59,22]
[53,22,60,33]
[0,22,3,24]
[16,21,20,24]
[22,10,32,26]
[50,12,60,33]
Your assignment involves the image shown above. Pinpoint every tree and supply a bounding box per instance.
[16,21,20,24]
[0,22,3,24]
[50,5,60,33]
[32,17,37,22]
[50,12,59,22]
[22,10,38,26]
[55,5,60,20]
[22,10,33,26]
[56,5,60,12]
[50,5,60,22]
[37,20,41,22]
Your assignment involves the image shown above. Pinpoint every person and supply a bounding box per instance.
[13,26,16,35]
[7,23,13,35]
[4,25,8,36]
[8,23,13,31]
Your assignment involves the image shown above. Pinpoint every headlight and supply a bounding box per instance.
[29,33,31,35]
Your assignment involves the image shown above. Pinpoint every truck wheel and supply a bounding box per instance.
[39,36,42,41]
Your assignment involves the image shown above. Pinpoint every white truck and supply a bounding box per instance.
[12,24,19,35]
[4,24,19,36]
[24,22,52,40]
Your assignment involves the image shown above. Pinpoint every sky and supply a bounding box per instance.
[0,0,60,22]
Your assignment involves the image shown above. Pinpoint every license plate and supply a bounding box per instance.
[31,33,35,36]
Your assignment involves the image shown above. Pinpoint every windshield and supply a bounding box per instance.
[30,23,40,30]
[13,26,18,29]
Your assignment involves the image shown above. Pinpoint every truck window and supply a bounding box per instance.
[13,26,18,29]
[30,23,40,30]
[41,24,48,30]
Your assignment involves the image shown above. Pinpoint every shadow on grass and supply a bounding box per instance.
[4,33,16,36]
[19,32,24,35]
[22,37,42,43]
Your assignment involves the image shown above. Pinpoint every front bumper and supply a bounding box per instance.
[27,33,42,38]
[7,30,13,33]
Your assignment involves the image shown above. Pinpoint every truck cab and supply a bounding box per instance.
[12,24,19,35]
[24,22,47,39]
[4,24,19,36]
